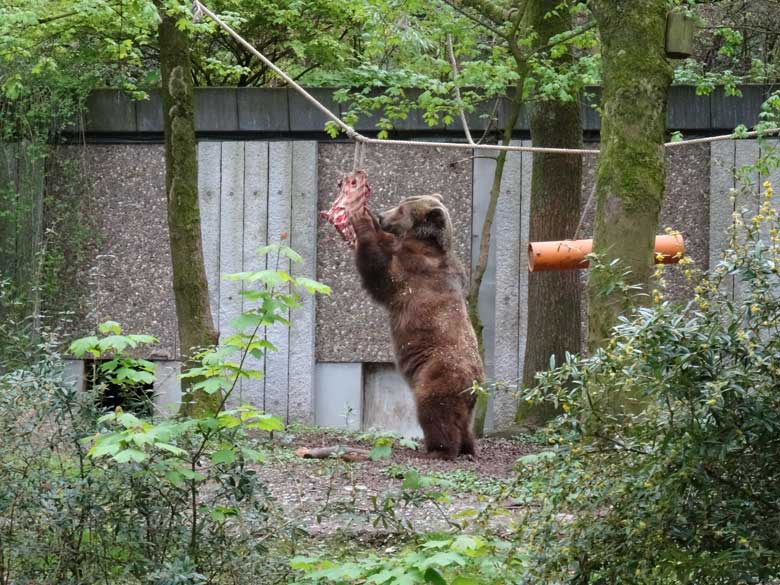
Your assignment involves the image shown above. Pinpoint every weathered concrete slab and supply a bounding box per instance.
[288,141,318,423]
[491,141,523,431]
[733,140,761,302]
[471,149,498,381]
[195,88,238,132]
[218,141,245,347]
[153,360,181,416]
[265,141,293,418]
[238,88,289,132]
[135,90,164,132]
[63,359,85,392]
[314,362,362,430]
[667,85,711,130]
[316,143,473,363]
[658,143,711,301]
[289,88,340,132]
[198,141,222,328]
[362,363,423,438]
[50,145,178,358]
[85,90,136,133]
[709,141,735,270]
[241,142,269,407]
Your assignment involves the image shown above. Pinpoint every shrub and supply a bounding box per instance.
[0,244,329,584]
[516,177,780,583]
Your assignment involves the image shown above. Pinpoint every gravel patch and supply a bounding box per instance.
[255,429,541,535]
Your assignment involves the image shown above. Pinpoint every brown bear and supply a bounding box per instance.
[348,193,484,460]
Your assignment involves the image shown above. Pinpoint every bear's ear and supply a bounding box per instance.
[419,207,452,250]
[429,193,443,201]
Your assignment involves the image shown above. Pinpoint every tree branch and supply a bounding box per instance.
[439,0,507,38]
[532,20,597,55]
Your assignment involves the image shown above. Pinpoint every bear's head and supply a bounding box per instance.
[377,193,453,251]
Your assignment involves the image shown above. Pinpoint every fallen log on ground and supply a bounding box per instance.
[295,446,372,462]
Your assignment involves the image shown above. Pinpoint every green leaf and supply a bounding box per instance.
[192,377,230,394]
[113,448,147,463]
[294,277,332,295]
[154,442,187,456]
[98,320,122,335]
[369,443,392,461]
[246,413,284,432]
[88,437,122,458]
[451,578,480,585]
[68,336,99,358]
[402,470,421,490]
[241,447,265,462]
[420,551,466,569]
[424,567,447,585]
[211,449,236,465]
[179,468,206,482]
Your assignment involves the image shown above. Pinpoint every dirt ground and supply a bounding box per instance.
[256,428,541,536]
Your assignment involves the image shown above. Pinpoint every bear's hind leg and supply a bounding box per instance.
[459,425,476,458]
[416,396,461,460]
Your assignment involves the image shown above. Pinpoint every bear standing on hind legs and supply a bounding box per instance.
[348,191,484,460]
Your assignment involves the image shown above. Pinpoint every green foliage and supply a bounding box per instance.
[512,172,780,583]
[1,246,328,583]
[292,533,524,584]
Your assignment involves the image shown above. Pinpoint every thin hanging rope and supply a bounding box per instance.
[193,0,780,156]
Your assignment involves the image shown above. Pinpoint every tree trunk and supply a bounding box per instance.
[587,0,672,350]
[516,0,583,427]
[158,10,221,416]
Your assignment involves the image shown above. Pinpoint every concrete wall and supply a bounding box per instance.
[46,86,777,431]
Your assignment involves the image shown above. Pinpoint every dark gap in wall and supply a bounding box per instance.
[83,359,155,417]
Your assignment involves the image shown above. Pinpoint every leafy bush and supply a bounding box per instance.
[515,177,780,583]
[0,244,329,584]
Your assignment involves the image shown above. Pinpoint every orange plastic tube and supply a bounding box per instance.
[528,234,685,272]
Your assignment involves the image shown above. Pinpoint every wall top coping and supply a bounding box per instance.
[67,85,775,137]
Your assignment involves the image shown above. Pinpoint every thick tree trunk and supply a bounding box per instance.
[587,0,672,349]
[516,0,583,427]
[158,11,220,416]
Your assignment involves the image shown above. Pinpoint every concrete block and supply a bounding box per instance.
[63,359,85,392]
[471,150,498,380]
[733,140,760,303]
[490,140,524,430]
[238,88,289,132]
[667,85,710,130]
[288,142,318,423]
[466,98,501,132]
[136,90,164,132]
[289,88,340,132]
[85,90,136,132]
[517,141,532,385]
[709,140,735,270]
[710,85,766,130]
[153,360,181,416]
[264,141,293,418]
[761,140,780,246]
[389,89,449,132]
[218,142,246,356]
[314,362,362,430]
[198,141,222,327]
[241,142,269,407]
[195,88,238,132]
[362,363,423,438]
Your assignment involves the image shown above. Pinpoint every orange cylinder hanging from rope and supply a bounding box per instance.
[528,234,685,272]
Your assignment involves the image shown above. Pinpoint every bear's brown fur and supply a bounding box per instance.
[349,194,484,460]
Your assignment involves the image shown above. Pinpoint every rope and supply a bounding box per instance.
[194,0,780,157]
